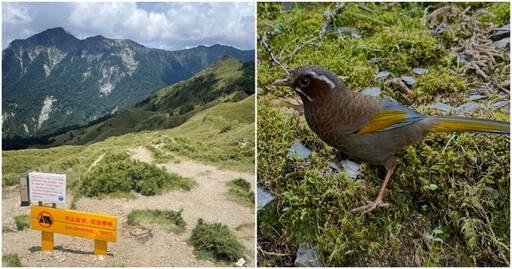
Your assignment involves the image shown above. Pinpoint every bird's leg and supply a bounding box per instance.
[351,167,394,217]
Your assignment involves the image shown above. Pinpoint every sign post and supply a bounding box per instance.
[30,206,117,254]
[22,172,117,255]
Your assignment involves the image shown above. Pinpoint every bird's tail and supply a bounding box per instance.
[430,117,510,134]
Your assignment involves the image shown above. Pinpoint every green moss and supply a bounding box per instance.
[257,2,509,267]
[478,2,510,26]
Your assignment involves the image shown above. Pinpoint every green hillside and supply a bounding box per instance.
[2,94,255,193]
[32,56,254,148]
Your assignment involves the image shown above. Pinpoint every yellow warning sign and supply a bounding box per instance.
[30,206,117,242]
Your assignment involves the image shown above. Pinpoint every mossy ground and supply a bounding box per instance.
[257,2,509,266]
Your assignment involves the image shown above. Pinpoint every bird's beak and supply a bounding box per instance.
[272,78,290,87]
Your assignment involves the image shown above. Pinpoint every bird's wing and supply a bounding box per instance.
[356,100,426,135]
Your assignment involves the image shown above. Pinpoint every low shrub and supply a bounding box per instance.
[188,219,245,262]
[80,152,193,196]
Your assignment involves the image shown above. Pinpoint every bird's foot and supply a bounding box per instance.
[351,196,391,218]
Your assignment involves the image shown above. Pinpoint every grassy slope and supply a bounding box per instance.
[41,56,250,147]
[257,2,509,267]
[2,95,255,191]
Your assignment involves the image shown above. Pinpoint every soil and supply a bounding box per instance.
[2,147,255,267]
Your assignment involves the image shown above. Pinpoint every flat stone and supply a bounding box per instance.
[455,102,486,112]
[430,102,453,113]
[287,141,312,160]
[329,161,341,172]
[491,101,510,111]
[493,37,510,49]
[257,187,275,210]
[295,243,325,267]
[234,258,245,267]
[498,91,507,97]
[361,87,381,97]
[412,68,429,75]
[337,26,358,34]
[468,94,487,101]
[400,75,416,86]
[341,159,361,179]
[503,79,510,87]
[369,57,380,64]
[490,23,510,39]
[459,54,471,64]
[376,71,391,82]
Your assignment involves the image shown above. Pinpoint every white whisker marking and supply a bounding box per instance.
[295,87,313,101]
[305,71,335,88]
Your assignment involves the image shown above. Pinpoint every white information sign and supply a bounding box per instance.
[29,172,66,203]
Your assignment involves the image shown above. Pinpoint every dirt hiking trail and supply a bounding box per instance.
[2,147,255,267]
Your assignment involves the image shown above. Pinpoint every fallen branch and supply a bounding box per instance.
[259,32,290,75]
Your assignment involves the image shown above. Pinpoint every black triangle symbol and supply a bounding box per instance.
[39,216,44,223]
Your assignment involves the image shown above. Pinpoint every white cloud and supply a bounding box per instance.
[3,2,32,24]
[2,2,254,51]
[66,2,254,50]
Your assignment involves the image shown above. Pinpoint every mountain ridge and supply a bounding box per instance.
[2,27,254,140]
[3,54,254,149]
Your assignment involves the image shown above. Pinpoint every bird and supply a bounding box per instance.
[272,65,510,217]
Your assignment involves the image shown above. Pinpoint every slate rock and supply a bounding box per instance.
[257,187,275,210]
[455,102,486,112]
[491,101,510,111]
[430,102,453,114]
[459,54,471,64]
[412,68,429,75]
[341,159,361,179]
[369,57,380,64]
[376,71,391,82]
[361,87,381,97]
[287,141,312,160]
[295,244,325,267]
[337,26,358,34]
[329,161,341,172]
[468,94,487,101]
[490,23,510,40]
[400,75,416,86]
[493,37,510,49]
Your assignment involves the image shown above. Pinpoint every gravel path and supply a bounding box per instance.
[2,147,255,267]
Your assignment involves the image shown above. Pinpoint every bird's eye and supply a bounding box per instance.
[299,78,310,87]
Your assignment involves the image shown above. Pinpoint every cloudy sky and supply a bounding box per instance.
[2,2,255,51]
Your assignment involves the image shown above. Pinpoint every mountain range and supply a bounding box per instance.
[2,27,254,140]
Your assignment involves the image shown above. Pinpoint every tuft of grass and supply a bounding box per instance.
[2,254,21,267]
[14,214,30,231]
[79,152,194,197]
[146,145,175,163]
[127,209,186,234]
[225,178,254,207]
[188,218,246,263]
